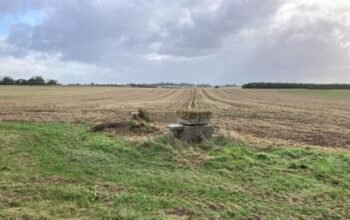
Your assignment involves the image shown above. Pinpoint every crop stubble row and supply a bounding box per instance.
[0,86,349,148]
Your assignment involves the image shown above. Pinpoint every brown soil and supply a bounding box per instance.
[0,86,349,149]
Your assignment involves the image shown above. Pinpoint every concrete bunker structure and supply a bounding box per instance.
[168,111,213,143]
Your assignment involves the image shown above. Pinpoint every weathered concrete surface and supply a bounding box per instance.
[169,124,213,143]
[176,111,212,126]
[168,123,184,131]
[169,111,214,143]
[177,118,210,126]
[168,123,184,139]
[181,124,213,143]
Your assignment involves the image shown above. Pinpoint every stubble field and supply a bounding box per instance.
[1,86,350,149]
[1,86,350,219]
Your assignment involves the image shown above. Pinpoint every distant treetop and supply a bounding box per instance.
[0,76,59,85]
[242,82,350,90]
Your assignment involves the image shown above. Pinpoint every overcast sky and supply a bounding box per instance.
[0,0,350,84]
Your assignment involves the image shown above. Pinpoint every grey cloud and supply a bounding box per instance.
[0,0,37,13]
[11,0,159,62]
[2,0,350,84]
[6,0,283,61]
[0,1,24,12]
[6,23,33,57]
[237,1,350,83]
[156,0,283,57]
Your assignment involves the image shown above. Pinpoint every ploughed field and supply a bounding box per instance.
[1,86,350,149]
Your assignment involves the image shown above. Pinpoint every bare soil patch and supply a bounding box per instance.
[1,86,349,148]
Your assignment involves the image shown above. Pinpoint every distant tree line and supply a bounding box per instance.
[242,82,350,90]
[222,84,238,88]
[0,76,58,86]
[68,82,219,88]
[128,82,213,88]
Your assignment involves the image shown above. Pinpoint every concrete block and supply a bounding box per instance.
[169,111,214,143]
[168,123,184,131]
[176,111,212,126]
[170,124,213,143]
[168,123,184,139]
